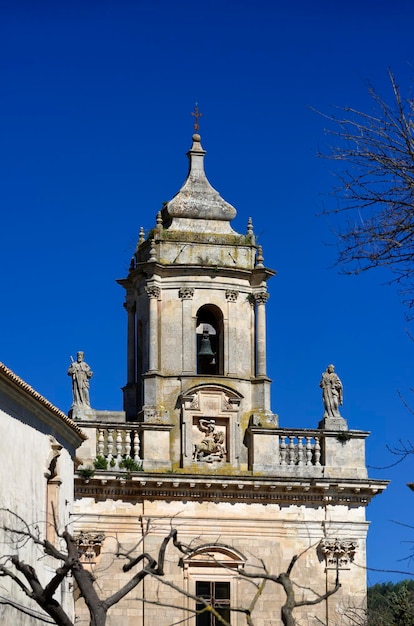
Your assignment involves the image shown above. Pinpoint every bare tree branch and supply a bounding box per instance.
[1,510,344,626]
[239,553,341,626]
[316,70,414,314]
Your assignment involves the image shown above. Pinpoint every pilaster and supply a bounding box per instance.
[145,284,160,373]
[179,286,195,374]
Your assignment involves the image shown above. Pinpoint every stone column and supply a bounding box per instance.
[145,285,160,372]
[179,287,194,373]
[124,300,136,384]
[255,291,269,377]
[225,289,239,375]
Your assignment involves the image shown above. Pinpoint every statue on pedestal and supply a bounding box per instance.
[68,351,93,408]
[320,364,343,418]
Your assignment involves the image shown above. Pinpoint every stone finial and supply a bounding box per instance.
[149,240,157,262]
[156,211,163,231]
[247,217,254,235]
[256,245,264,268]
[246,217,256,244]
[138,226,145,247]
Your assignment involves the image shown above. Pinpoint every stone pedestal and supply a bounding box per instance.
[69,404,96,421]
[141,424,173,471]
[318,416,348,431]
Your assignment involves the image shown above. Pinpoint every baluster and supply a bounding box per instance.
[107,429,114,463]
[280,436,287,465]
[133,430,141,464]
[297,437,304,466]
[288,436,296,465]
[306,437,313,465]
[125,430,131,459]
[97,429,105,458]
[314,437,321,466]
[116,429,123,465]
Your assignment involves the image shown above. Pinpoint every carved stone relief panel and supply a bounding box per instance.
[180,385,242,469]
[192,417,228,463]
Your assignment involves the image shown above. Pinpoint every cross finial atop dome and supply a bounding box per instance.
[191,103,202,132]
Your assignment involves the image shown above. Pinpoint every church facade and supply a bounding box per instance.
[73,131,388,625]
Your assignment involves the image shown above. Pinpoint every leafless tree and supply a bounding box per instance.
[0,509,192,626]
[237,552,340,626]
[0,509,341,626]
[318,70,414,314]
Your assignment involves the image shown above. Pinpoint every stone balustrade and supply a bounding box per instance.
[75,423,368,480]
[96,426,142,469]
[278,433,321,467]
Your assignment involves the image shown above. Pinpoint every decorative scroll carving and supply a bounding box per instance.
[193,418,226,463]
[44,436,62,479]
[254,291,269,305]
[225,289,239,302]
[318,539,357,567]
[179,287,194,300]
[190,394,199,410]
[145,286,160,299]
[75,532,105,563]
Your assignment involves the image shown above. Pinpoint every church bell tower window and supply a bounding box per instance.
[196,305,223,375]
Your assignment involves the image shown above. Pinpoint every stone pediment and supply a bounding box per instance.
[182,544,246,568]
[181,384,243,414]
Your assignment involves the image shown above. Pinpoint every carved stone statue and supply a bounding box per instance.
[68,351,93,407]
[319,364,343,418]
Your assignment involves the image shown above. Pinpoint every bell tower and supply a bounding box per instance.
[118,131,276,470]
[74,123,387,626]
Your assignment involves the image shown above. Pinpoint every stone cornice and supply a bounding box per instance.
[75,473,388,506]
[118,263,276,286]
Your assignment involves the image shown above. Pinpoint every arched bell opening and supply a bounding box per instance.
[196,305,223,375]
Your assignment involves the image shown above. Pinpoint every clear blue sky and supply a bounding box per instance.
[1,0,413,585]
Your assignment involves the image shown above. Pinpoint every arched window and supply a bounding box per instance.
[196,305,223,375]
[181,545,245,626]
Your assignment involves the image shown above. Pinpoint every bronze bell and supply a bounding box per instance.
[198,329,215,358]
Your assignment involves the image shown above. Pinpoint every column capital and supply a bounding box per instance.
[225,289,239,302]
[179,287,194,300]
[318,539,358,567]
[123,300,136,313]
[254,290,269,305]
[146,285,160,299]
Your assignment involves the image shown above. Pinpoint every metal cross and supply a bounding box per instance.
[191,103,202,131]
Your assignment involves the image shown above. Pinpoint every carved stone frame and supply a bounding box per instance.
[180,385,242,469]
